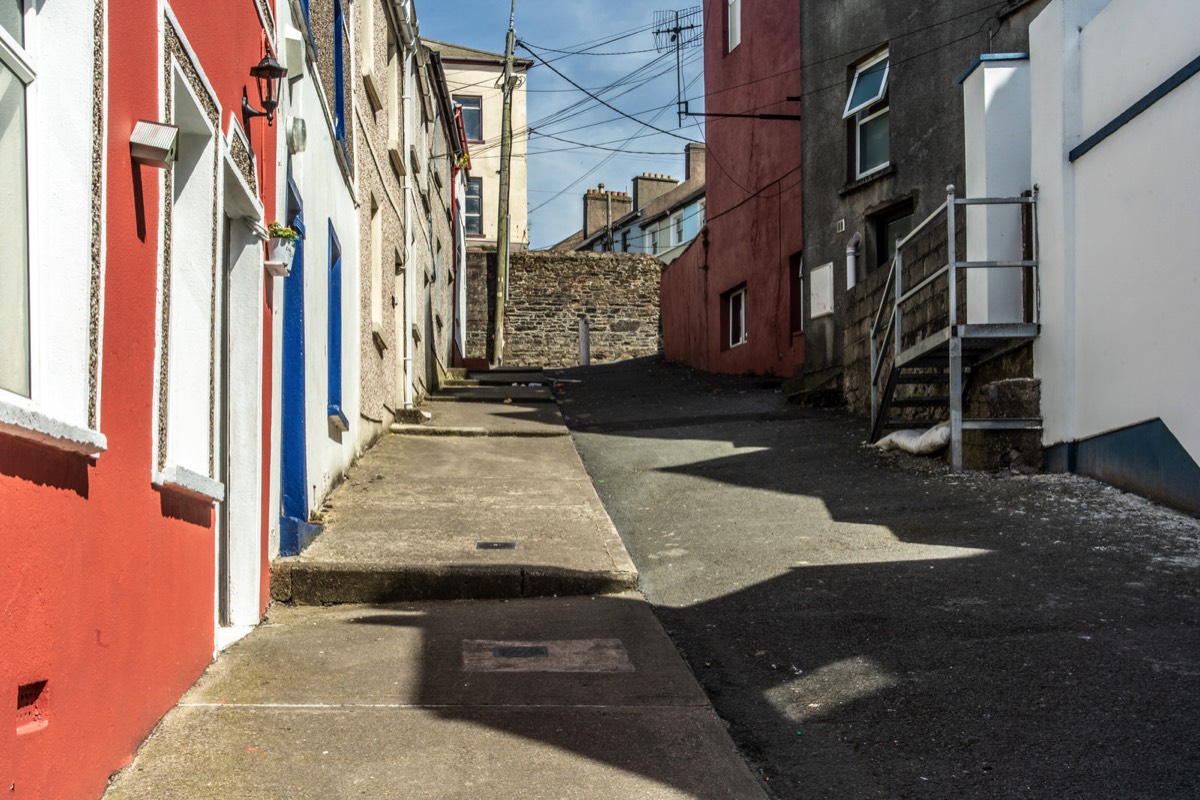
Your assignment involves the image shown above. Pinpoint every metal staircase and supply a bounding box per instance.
[869,185,1041,470]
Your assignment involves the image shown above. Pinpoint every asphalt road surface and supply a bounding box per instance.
[554,357,1200,800]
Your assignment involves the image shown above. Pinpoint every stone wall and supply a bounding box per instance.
[465,250,495,361]
[843,208,967,415]
[504,251,661,368]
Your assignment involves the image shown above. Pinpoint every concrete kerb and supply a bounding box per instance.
[270,560,638,604]
[389,423,568,438]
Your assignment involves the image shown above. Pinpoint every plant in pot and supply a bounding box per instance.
[267,221,300,272]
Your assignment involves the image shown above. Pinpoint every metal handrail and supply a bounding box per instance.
[869,184,1041,455]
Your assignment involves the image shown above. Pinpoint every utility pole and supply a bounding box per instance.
[492,0,517,366]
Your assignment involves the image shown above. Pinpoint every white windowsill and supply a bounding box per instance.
[153,464,225,503]
[0,397,107,456]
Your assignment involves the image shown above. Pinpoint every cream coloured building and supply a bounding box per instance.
[424,39,530,251]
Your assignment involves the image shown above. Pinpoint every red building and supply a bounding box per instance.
[660,0,804,376]
[1,1,278,796]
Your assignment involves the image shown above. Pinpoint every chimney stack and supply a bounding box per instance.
[631,172,678,212]
[583,185,633,241]
[684,143,706,182]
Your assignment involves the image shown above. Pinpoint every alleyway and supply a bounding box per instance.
[557,357,1200,799]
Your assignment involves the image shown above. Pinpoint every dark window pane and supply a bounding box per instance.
[465,178,483,235]
[859,108,889,175]
[847,57,888,115]
[455,96,482,141]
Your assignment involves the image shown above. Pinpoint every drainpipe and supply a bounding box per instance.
[846,231,862,291]
[400,0,416,408]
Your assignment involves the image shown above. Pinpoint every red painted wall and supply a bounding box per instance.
[661,0,804,377]
[0,2,275,797]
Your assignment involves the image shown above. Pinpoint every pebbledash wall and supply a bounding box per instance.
[503,252,662,368]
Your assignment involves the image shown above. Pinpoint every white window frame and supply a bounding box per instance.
[728,287,747,348]
[727,0,741,52]
[672,211,684,246]
[845,51,891,180]
[0,14,35,401]
[0,2,107,456]
[855,106,890,179]
[843,51,889,119]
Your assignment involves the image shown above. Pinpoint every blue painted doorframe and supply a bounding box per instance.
[279,176,320,555]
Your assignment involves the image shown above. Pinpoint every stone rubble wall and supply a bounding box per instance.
[504,251,662,368]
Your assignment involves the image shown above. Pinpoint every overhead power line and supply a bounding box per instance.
[518,41,702,145]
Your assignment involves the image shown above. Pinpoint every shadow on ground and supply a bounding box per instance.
[545,356,1200,799]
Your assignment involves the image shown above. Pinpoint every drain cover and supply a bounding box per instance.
[493,646,549,659]
[476,542,516,550]
[463,639,635,673]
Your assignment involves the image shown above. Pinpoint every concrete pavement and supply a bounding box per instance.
[271,401,636,604]
[104,596,767,799]
[107,390,769,799]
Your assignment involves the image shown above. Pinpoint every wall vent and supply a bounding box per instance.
[16,681,48,735]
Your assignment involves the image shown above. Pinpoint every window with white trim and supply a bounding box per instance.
[0,2,105,454]
[0,4,32,397]
[727,0,741,52]
[163,67,219,480]
[844,51,890,180]
[465,177,482,236]
[671,211,684,247]
[725,285,747,348]
[455,95,482,142]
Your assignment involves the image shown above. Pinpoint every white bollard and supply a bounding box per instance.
[579,318,591,366]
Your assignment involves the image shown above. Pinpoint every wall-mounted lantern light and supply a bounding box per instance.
[130,120,179,169]
[242,54,288,126]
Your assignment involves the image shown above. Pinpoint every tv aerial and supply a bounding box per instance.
[653,7,702,127]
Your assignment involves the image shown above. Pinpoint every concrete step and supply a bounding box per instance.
[270,560,638,604]
[431,386,556,404]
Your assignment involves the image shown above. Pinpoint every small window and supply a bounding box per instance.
[370,197,383,328]
[1,5,32,397]
[856,108,889,178]
[673,212,684,246]
[845,51,890,179]
[727,0,741,52]
[386,28,400,151]
[649,227,659,255]
[724,286,747,348]
[333,0,346,143]
[327,222,347,431]
[465,177,483,236]
[621,229,629,253]
[788,252,804,335]
[843,52,889,119]
[872,202,915,271]
[455,96,482,142]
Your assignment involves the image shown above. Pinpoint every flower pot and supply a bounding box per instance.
[269,237,297,267]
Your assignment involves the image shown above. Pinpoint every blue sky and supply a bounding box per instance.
[415,0,706,248]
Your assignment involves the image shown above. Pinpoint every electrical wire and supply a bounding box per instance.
[519,41,702,145]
